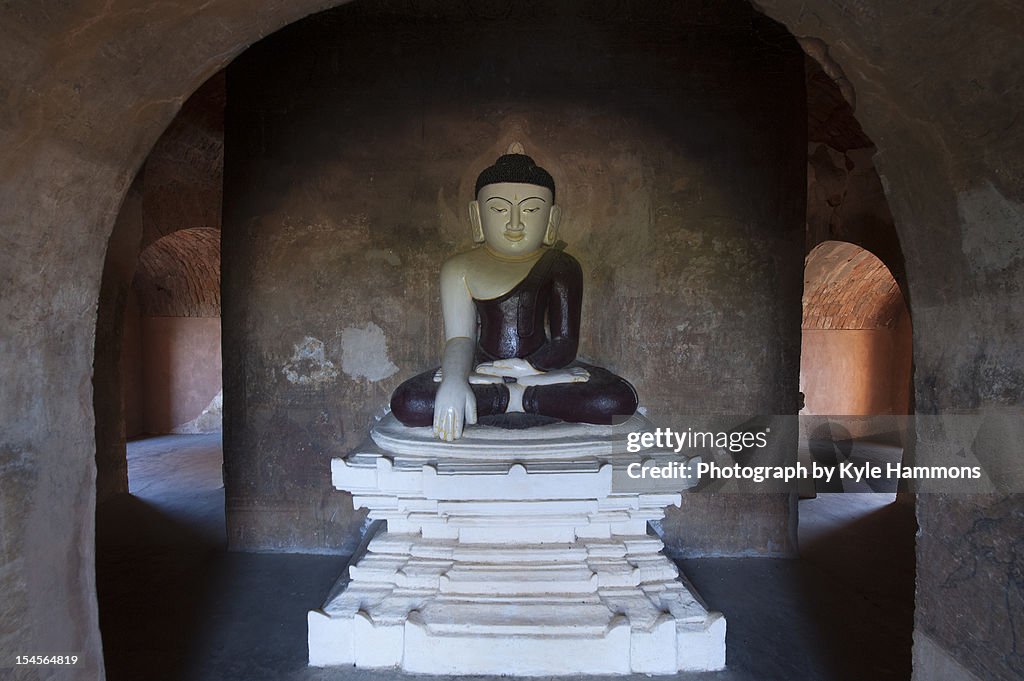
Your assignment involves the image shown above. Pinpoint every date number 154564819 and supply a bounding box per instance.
[16,655,79,665]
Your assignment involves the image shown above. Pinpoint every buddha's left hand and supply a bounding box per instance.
[474,358,542,379]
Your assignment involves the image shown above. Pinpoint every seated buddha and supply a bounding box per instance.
[390,145,638,441]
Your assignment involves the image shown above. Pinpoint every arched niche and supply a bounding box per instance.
[219,0,806,556]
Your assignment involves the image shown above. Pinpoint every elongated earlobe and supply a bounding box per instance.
[543,205,561,245]
[469,200,484,243]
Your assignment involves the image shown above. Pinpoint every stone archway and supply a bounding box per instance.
[2,2,1022,679]
[129,227,222,435]
[801,240,912,421]
[93,73,226,503]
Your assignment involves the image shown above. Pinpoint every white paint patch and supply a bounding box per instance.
[283,336,340,387]
[172,389,223,434]
[365,249,402,267]
[958,180,1024,272]
[341,323,399,382]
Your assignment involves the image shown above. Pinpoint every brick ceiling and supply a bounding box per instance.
[803,240,906,330]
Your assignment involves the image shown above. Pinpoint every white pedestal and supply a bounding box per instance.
[309,413,726,675]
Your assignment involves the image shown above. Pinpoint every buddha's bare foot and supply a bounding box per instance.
[474,358,542,379]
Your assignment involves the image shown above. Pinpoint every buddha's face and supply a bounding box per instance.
[475,182,555,258]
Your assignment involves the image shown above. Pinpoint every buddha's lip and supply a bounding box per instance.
[503,231,525,241]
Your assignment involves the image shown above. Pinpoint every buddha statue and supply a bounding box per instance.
[390,145,638,441]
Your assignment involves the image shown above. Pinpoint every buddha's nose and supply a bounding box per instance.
[507,206,523,231]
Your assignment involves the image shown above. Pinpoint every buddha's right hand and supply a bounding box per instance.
[433,379,477,442]
[474,358,543,379]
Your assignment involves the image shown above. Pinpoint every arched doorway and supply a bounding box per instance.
[92,78,228,680]
[128,227,223,437]
[801,240,912,454]
[796,240,916,679]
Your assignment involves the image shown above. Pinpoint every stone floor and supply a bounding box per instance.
[95,434,915,681]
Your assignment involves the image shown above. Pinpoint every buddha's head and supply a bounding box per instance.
[470,144,561,258]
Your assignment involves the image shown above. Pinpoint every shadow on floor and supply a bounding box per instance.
[796,495,916,680]
[96,493,223,681]
[682,514,914,681]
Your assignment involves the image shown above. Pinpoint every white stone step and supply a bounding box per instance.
[439,565,598,594]
[402,612,635,675]
[417,601,615,636]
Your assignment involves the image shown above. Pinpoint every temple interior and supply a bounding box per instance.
[2,0,1022,680]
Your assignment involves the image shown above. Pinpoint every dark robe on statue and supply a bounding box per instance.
[390,248,638,427]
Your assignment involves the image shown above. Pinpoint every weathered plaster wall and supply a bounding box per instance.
[122,291,146,439]
[138,317,223,434]
[139,74,226,252]
[801,323,912,417]
[93,178,144,502]
[122,291,225,440]
[222,1,806,554]
[805,144,907,291]
[802,53,907,293]
[1,0,1022,679]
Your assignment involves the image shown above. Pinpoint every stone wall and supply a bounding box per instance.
[222,1,806,554]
